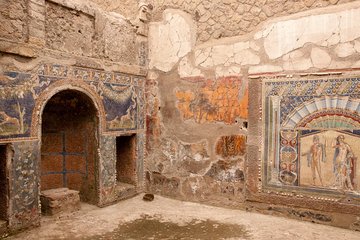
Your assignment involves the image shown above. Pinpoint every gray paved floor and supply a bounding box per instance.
[6,195,360,240]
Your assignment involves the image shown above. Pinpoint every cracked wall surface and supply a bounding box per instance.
[151,0,356,43]
[89,0,356,44]
[147,2,360,229]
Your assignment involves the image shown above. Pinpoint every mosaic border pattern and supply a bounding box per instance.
[0,64,146,141]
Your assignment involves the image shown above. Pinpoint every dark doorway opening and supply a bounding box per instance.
[116,135,136,185]
[41,90,98,203]
[0,145,8,223]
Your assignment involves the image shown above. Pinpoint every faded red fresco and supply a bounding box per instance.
[176,76,248,124]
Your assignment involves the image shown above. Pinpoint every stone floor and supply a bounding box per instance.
[6,195,360,240]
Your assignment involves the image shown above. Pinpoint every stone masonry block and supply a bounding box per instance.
[40,188,80,216]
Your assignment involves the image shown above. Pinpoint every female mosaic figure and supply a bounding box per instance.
[332,134,355,190]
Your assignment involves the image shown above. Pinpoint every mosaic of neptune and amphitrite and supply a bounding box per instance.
[263,76,360,194]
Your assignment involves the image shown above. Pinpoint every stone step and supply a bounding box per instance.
[115,182,137,200]
[41,188,81,216]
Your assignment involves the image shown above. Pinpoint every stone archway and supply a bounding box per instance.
[40,90,99,204]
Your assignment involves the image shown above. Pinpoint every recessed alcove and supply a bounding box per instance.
[41,90,98,204]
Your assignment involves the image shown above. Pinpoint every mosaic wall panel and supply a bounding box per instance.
[0,64,146,140]
[0,72,35,139]
[263,76,360,195]
[9,141,40,229]
[136,133,145,190]
[98,135,117,205]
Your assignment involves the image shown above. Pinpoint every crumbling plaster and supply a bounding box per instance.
[149,2,360,78]
[146,0,360,228]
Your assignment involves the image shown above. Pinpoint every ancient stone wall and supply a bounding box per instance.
[0,0,28,42]
[147,1,360,228]
[90,0,356,43]
[90,0,138,19]
[45,2,96,57]
[151,0,355,43]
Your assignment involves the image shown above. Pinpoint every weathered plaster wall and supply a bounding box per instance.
[88,0,356,43]
[147,1,360,228]
[152,0,356,43]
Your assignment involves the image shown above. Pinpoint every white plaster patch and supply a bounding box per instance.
[212,44,234,66]
[339,8,360,43]
[329,60,352,69]
[311,47,331,69]
[289,50,304,59]
[248,65,283,74]
[250,41,260,51]
[283,57,313,71]
[256,23,275,40]
[282,49,312,71]
[326,33,340,46]
[334,42,355,58]
[195,47,213,67]
[352,60,360,68]
[234,49,260,65]
[264,13,338,59]
[149,9,196,72]
[234,41,250,52]
[215,66,241,78]
[178,56,203,78]
[194,40,260,69]
[354,40,360,53]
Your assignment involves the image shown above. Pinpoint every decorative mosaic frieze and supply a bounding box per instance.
[0,64,146,140]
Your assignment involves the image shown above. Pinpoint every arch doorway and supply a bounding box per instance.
[41,90,98,203]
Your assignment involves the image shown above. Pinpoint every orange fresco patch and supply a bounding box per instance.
[175,77,248,124]
[239,88,248,119]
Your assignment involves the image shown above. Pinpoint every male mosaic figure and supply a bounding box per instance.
[304,135,325,186]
